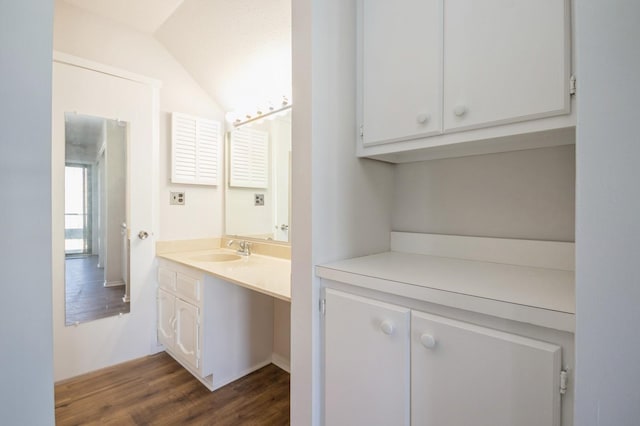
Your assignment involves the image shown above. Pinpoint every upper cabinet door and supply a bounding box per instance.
[443,0,570,132]
[361,0,443,146]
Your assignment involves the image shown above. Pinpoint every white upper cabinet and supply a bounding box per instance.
[358,0,573,162]
[361,0,442,145]
[443,0,570,132]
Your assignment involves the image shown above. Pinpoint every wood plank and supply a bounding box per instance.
[55,352,290,425]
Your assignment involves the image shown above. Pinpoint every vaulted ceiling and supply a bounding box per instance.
[63,0,186,34]
[62,0,291,113]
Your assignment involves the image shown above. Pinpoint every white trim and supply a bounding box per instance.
[390,232,575,271]
[53,51,162,88]
[272,353,291,373]
[317,269,575,332]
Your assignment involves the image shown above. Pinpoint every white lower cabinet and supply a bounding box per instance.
[411,311,561,426]
[157,266,210,378]
[158,289,201,371]
[324,289,566,425]
[324,289,410,426]
[157,260,275,391]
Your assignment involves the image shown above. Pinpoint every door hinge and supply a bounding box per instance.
[569,75,577,96]
[560,369,569,395]
[359,125,364,138]
[320,298,326,316]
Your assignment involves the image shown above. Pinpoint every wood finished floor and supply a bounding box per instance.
[65,255,130,325]
[55,352,290,425]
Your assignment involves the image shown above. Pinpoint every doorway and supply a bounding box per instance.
[64,164,91,255]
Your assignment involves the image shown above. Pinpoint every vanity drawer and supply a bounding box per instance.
[158,267,177,291]
[176,273,201,305]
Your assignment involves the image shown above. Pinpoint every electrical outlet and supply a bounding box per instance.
[254,193,264,206]
[170,192,185,205]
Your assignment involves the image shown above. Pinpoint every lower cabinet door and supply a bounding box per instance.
[175,298,200,371]
[411,311,562,426]
[157,289,175,350]
[324,289,410,426]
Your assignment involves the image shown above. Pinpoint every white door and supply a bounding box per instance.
[52,58,159,380]
[443,0,570,132]
[175,298,200,371]
[411,311,562,426]
[324,289,410,426]
[360,0,442,145]
[157,289,175,350]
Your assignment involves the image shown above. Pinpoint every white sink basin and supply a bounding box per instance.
[189,253,242,262]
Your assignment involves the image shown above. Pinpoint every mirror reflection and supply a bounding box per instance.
[64,113,130,325]
[225,108,291,242]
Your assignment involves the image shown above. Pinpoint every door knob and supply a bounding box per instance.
[420,333,437,349]
[380,320,395,335]
[138,230,149,240]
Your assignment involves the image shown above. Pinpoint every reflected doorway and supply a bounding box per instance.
[64,113,130,325]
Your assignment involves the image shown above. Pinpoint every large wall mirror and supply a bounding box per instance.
[64,112,130,325]
[225,108,291,243]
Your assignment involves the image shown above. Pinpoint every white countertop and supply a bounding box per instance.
[316,251,575,332]
[158,248,291,302]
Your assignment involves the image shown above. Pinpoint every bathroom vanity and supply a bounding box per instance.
[155,239,290,391]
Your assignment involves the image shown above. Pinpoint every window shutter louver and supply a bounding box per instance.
[171,113,220,185]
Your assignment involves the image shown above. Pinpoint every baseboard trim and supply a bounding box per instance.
[271,353,290,373]
[104,279,125,288]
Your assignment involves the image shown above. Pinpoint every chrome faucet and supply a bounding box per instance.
[227,239,252,256]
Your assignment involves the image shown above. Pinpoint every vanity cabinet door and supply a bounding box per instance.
[360,0,442,146]
[174,298,200,371]
[324,289,410,426]
[157,288,175,351]
[411,311,562,426]
[443,0,570,132]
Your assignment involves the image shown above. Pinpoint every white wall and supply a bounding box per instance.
[393,144,575,242]
[575,1,640,424]
[291,0,395,423]
[0,0,55,424]
[273,299,291,367]
[54,0,226,241]
[104,120,126,285]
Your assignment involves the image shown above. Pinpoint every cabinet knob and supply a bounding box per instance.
[416,113,430,125]
[453,105,467,117]
[380,320,395,335]
[420,333,437,349]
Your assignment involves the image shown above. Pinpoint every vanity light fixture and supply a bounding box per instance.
[232,96,291,128]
